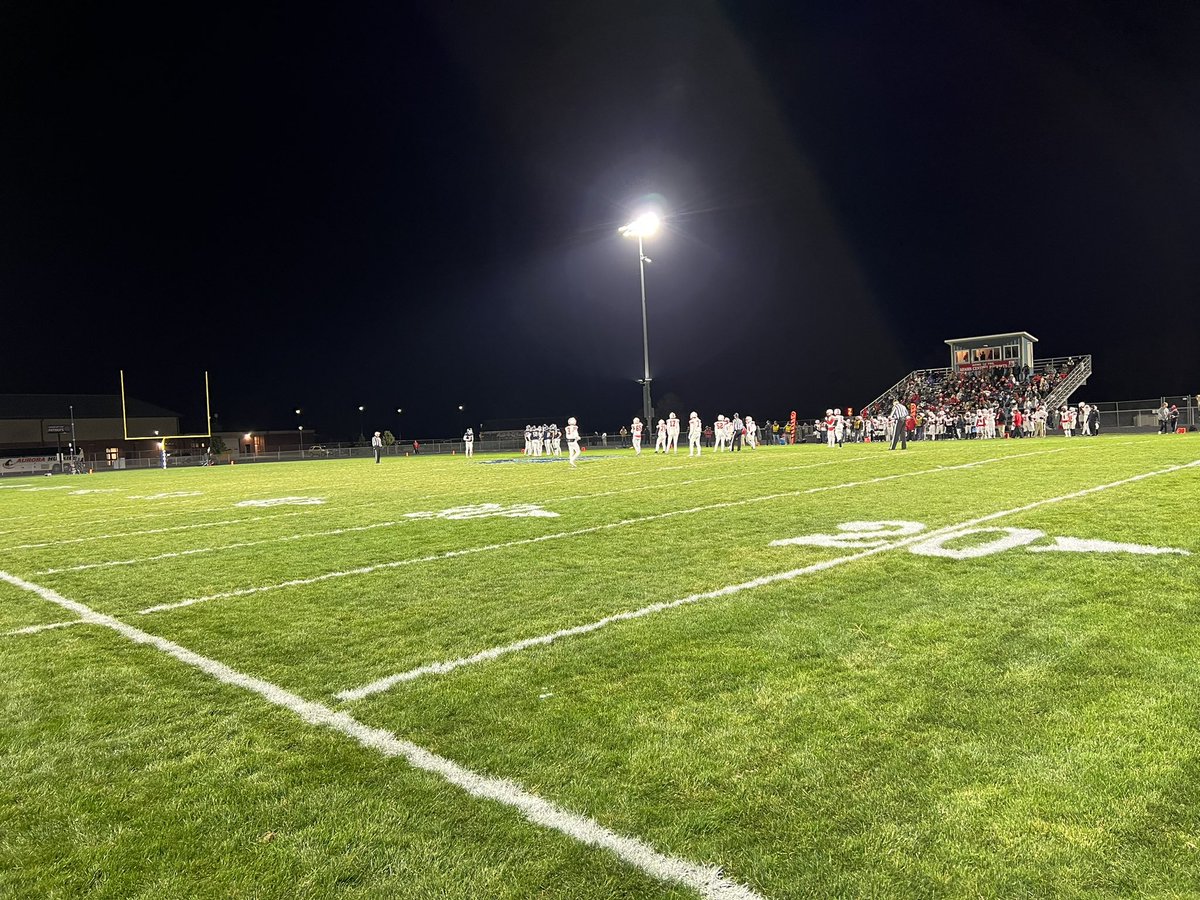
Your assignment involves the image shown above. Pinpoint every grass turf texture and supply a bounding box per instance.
[1,435,1198,899]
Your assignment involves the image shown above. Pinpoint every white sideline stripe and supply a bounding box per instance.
[4,619,85,636]
[144,448,1062,616]
[33,459,868,576]
[336,457,1200,700]
[0,571,763,900]
[0,510,313,553]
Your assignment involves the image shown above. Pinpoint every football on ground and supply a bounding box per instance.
[2,434,1198,899]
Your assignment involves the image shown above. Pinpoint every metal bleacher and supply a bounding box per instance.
[861,355,1093,414]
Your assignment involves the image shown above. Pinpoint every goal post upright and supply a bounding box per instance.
[119,369,214,469]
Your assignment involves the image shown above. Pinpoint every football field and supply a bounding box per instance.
[2,434,1198,899]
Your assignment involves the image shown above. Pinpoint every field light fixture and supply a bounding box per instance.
[618,212,659,238]
[619,210,661,429]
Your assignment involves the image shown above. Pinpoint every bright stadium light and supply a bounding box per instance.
[618,212,659,238]
[619,210,662,428]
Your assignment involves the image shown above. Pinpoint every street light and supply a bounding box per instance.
[619,212,660,428]
[358,405,365,444]
[298,425,304,457]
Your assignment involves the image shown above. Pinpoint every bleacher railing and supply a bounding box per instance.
[861,355,1092,415]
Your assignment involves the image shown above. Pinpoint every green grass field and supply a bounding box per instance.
[2,434,1199,899]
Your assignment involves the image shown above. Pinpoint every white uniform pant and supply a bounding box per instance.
[464,442,473,457]
[688,435,701,456]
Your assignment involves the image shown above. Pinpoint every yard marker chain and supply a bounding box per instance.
[0,569,765,900]
[139,448,1063,616]
[335,457,1200,700]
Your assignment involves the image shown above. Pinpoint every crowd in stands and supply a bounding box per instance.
[803,358,1096,444]
[872,358,1082,417]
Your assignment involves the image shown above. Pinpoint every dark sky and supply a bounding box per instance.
[3,1,1198,439]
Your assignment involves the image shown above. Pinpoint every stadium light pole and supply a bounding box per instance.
[357,406,365,444]
[298,425,304,458]
[619,212,660,428]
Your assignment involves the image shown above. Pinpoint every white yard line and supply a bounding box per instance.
[547,457,868,503]
[32,459,868,576]
[0,570,764,900]
[3,620,85,637]
[335,457,1200,700]
[140,448,1062,616]
[33,520,409,575]
[0,509,315,554]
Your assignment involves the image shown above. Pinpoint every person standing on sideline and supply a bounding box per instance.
[687,411,702,456]
[889,397,908,450]
[463,427,474,457]
[565,416,581,467]
[631,417,644,455]
[372,431,383,464]
[730,413,744,451]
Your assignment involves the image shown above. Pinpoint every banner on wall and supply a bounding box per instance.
[1,455,57,475]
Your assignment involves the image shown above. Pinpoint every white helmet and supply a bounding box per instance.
[669,412,677,419]
[690,411,698,418]
[633,417,641,424]
[567,417,576,425]
[834,408,841,415]
[826,409,833,416]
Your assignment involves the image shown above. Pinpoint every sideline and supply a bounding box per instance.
[0,569,764,900]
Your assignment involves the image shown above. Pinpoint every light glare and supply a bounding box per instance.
[619,212,660,239]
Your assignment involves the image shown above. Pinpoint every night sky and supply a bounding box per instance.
[4,2,1198,440]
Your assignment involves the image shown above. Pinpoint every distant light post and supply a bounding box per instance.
[396,408,403,446]
[298,425,304,457]
[358,405,365,444]
[457,404,464,436]
[619,212,660,428]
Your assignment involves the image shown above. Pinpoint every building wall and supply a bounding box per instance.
[0,417,181,448]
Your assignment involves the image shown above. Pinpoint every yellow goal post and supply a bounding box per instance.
[119,370,213,466]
